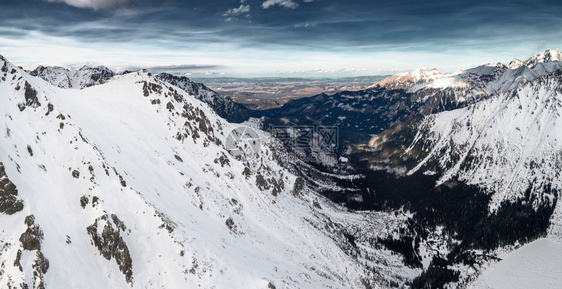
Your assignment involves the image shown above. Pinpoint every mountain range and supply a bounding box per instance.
[258,49,562,140]
[253,49,562,287]
[2,49,562,288]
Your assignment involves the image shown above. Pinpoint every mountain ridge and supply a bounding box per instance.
[370,49,562,96]
[0,54,413,289]
[29,65,115,89]
[26,64,250,123]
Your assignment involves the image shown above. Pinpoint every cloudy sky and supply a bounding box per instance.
[1,0,562,77]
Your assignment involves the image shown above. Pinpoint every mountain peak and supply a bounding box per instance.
[78,65,112,72]
[507,58,524,69]
[523,48,562,67]
[410,67,443,76]
[369,67,447,90]
[29,64,116,89]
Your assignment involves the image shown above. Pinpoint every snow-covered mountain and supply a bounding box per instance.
[356,64,562,287]
[384,69,558,203]
[500,49,562,70]
[521,48,562,68]
[370,49,562,109]
[29,65,115,89]
[29,66,249,123]
[369,68,448,91]
[367,67,562,236]
[7,48,562,288]
[1,54,419,288]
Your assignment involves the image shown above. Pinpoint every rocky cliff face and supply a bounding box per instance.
[155,73,249,123]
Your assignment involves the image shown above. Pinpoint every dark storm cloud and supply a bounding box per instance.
[3,0,561,51]
[261,0,562,51]
[1,1,226,45]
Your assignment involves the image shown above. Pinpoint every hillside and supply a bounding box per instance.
[1,54,410,289]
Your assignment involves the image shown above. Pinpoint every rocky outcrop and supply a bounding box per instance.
[87,214,133,283]
[0,162,24,215]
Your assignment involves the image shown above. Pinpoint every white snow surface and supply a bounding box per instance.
[470,238,562,289]
[0,55,408,288]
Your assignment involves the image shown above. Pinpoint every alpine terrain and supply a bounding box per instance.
[0,54,415,288]
[1,48,562,289]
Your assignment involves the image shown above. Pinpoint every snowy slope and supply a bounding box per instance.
[0,54,408,288]
[470,239,562,289]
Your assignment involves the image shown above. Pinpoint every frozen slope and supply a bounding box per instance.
[0,55,404,288]
[470,239,562,289]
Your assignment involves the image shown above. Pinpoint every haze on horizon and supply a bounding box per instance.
[1,0,562,77]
